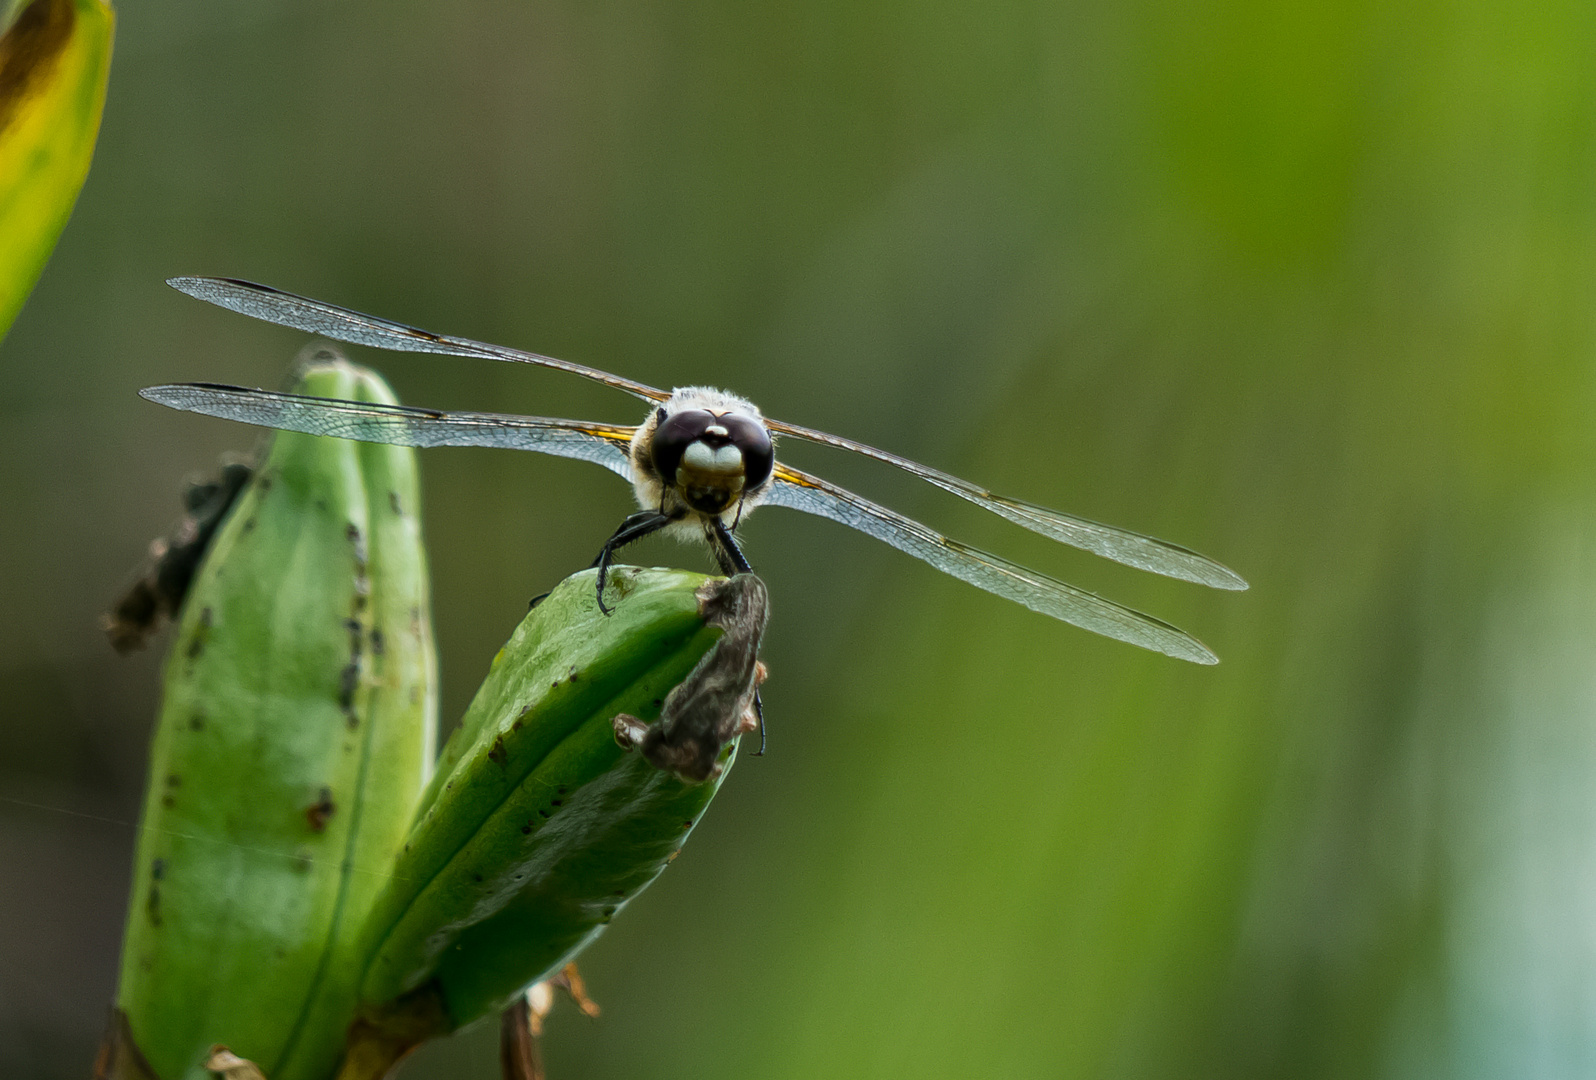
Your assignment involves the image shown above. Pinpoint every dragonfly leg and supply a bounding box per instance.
[591,511,672,614]
[708,518,753,575]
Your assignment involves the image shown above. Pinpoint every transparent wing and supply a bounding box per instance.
[167,277,670,405]
[140,383,638,481]
[168,279,1244,591]
[765,418,1246,591]
[762,463,1220,664]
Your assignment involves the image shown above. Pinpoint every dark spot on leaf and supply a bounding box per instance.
[165,774,180,788]
[521,823,532,834]
[550,800,561,807]
[146,885,162,926]
[472,874,482,883]
[370,628,385,656]
[389,491,403,514]
[151,858,166,881]
[339,662,360,711]
[188,714,205,731]
[306,787,335,832]
[241,517,256,533]
[161,795,175,808]
[538,809,550,818]
[488,735,507,766]
[185,607,214,659]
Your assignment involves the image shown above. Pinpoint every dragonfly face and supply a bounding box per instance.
[632,389,775,520]
[142,277,1247,664]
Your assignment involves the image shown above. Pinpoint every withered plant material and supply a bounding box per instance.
[614,574,770,782]
[103,460,252,653]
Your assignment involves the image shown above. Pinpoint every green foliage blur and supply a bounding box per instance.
[1,1,1591,1078]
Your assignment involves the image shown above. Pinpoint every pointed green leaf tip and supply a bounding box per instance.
[0,0,113,341]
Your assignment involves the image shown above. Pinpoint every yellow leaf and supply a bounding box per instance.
[0,0,112,340]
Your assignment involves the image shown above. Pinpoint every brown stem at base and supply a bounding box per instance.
[92,1009,159,1080]
[499,997,544,1080]
[333,985,451,1080]
[499,964,602,1080]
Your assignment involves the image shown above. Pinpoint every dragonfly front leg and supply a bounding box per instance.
[708,518,753,575]
[591,511,673,614]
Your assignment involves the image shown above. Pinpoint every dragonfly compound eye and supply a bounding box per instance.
[720,413,773,490]
[650,409,717,486]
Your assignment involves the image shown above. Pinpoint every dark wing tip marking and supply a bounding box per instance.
[168,276,451,343]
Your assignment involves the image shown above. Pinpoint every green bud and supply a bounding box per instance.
[113,351,436,1080]
[344,567,764,1062]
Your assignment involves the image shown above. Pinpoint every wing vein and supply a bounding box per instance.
[167,277,671,405]
[140,383,637,481]
[761,465,1218,664]
[766,418,1246,591]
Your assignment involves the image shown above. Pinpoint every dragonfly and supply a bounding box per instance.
[142,277,1247,665]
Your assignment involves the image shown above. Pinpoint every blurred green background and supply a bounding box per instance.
[3,0,1594,1077]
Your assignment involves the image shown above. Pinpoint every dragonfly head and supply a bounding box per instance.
[645,388,774,515]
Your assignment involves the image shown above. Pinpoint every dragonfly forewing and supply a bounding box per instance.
[167,277,669,404]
